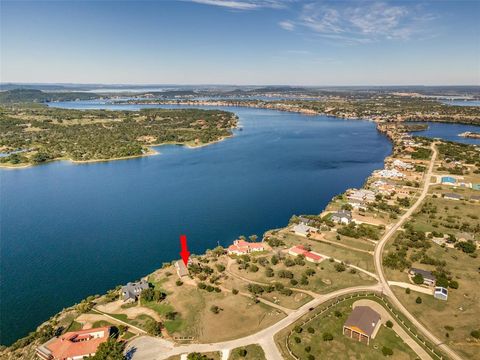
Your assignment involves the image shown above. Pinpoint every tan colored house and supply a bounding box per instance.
[343,306,381,345]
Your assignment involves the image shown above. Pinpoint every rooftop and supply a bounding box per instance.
[39,327,111,359]
[344,306,381,337]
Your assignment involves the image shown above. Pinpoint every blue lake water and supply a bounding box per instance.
[1,103,393,345]
[407,121,480,145]
[441,100,480,107]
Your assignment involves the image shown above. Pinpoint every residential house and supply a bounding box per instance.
[443,193,462,201]
[292,223,317,237]
[434,287,448,301]
[175,260,189,278]
[121,279,149,302]
[377,169,405,179]
[227,239,268,255]
[409,267,436,286]
[392,159,413,170]
[347,198,367,210]
[347,189,376,203]
[472,184,480,191]
[36,327,111,360]
[288,245,323,263]
[331,210,353,224]
[343,306,381,345]
[470,195,480,202]
[298,216,314,225]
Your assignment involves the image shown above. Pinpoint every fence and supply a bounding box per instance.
[284,291,448,360]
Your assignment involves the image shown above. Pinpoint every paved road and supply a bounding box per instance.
[126,284,383,360]
[374,143,463,360]
[126,143,462,360]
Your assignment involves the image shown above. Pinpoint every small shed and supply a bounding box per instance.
[434,287,448,301]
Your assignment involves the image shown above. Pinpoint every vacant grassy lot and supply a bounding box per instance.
[277,298,417,360]
[228,344,266,360]
[148,265,285,342]
[229,259,376,296]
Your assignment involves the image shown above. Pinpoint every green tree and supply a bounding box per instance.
[88,338,125,360]
[146,320,163,336]
[386,320,393,328]
[382,346,393,356]
[237,348,247,357]
[416,296,422,304]
[412,273,424,284]
[322,332,333,341]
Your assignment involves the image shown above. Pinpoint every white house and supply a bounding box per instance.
[293,223,316,237]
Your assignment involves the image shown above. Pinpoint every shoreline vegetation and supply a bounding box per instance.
[113,97,480,125]
[1,88,479,169]
[0,105,238,169]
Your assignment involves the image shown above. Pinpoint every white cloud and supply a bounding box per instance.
[279,20,295,31]
[281,1,436,43]
[188,0,291,10]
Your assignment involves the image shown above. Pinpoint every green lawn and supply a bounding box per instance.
[228,344,266,360]
[282,298,418,360]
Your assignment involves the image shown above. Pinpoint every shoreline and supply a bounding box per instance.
[2,113,396,349]
[0,135,234,170]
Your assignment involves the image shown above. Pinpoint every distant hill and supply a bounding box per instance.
[0,89,98,104]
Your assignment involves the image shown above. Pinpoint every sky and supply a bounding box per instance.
[1,0,479,85]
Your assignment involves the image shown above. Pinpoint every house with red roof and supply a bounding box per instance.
[227,239,269,255]
[288,245,323,263]
[36,326,111,360]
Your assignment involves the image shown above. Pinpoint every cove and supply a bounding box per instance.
[0,104,392,345]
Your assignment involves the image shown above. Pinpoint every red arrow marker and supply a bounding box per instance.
[179,234,190,266]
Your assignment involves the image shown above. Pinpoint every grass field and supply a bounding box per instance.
[281,233,376,272]
[228,344,266,359]
[148,266,285,342]
[276,297,418,360]
[166,351,221,360]
[385,194,480,359]
[228,252,376,296]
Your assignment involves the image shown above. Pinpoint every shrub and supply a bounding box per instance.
[334,263,346,272]
[237,349,247,357]
[305,345,311,352]
[416,296,422,304]
[471,329,480,339]
[232,288,239,295]
[386,320,393,328]
[294,336,301,343]
[412,274,424,284]
[294,325,302,333]
[307,327,315,334]
[405,288,411,294]
[307,355,315,360]
[176,280,183,286]
[146,320,163,336]
[322,332,333,341]
[382,346,393,356]
[210,305,220,314]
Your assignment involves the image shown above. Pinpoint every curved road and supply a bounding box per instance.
[374,143,462,360]
[127,142,463,360]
